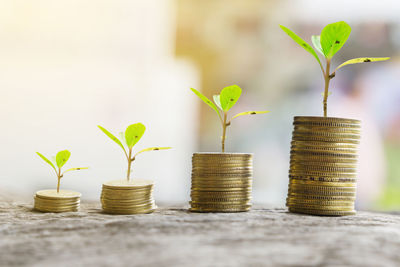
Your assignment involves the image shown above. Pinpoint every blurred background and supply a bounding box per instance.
[0,0,399,211]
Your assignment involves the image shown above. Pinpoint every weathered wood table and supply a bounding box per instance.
[1,194,400,267]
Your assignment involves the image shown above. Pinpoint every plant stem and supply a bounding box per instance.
[221,112,227,153]
[57,168,61,193]
[126,148,132,181]
[323,58,331,117]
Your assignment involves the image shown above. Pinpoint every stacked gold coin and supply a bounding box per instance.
[34,189,81,212]
[287,116,361,216]
[190,153,253,212]
[100,179,156,214]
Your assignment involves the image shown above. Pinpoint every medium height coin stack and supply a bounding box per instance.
[101,179,156,214]
[190,153,253,212]
[287,116,361,216]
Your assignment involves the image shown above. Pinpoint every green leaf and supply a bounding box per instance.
[191,88,220,116]
[335,57,390,72]
[36,152,57,173]
[220,85,242,111]
[63,167,89,175]
[134,147,172,157]
[98,125,126,153]
[231,110,270,120]
[280,25,323,69]
[311,35,324,56]
[119,132,127,146]
[125,123,146,148]
[56,150,71,168]
[213,95,223,110]
[320,21,351,59]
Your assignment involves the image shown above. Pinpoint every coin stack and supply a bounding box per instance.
[34,189,81,212]
[287,116,361,216]
[190,153,253,212]
[100,179,156,214]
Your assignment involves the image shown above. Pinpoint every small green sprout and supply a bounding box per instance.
[36,150,89,193]
[98,123,171,181]
[191,85,269,152]
[280,21,390,117]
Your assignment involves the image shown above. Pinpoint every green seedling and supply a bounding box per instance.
[280,21,390,117]
[98,123,171,181]
[191,85,269,153]
[36,150,89,193]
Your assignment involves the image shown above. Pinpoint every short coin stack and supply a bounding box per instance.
[34,189,81,212]
[101,179,156,214]
[287,116,361,216]
[190,153,253,212]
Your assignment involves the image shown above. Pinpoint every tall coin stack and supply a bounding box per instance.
[190,153,253,212]
[101,179,156,214]
[287,116,361,216]
[34,190,81,212]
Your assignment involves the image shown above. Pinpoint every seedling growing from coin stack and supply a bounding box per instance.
[280,21,390,117]
[191,85,269,152]
[280,21,390,216]
[98,123,171,181]
[36,150,89,193]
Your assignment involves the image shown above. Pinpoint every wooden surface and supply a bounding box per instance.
[1,195,400,267]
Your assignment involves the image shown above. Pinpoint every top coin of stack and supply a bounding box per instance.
[34,189,81,213]
[190,153,253,212]
[100,179,156,215]
[287,116,361,216]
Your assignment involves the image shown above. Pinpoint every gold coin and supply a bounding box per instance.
[193,152,253,158]
[289,175,357,183]
[191,197,251,202]
[291,140,359,148]
[34,197,80,204]
[288,189,356,197]
[191,179,252,184]
[289,161,357,169]
[190,199,250,205]
[35,190,81,200]
[101,203,155,210]
[190,203,251,212]
[287,202,354,211]
[191,186,251,192]
[190,192,251,198]
[290,150,358,159]
[293,116,361,124]
[100,197,153,204]
[34,203,80,210]
[290,164,357,173]
[34,206,79,213]
[286,197,354,206]
[289,179,356,187]
[102,179,154,190]
[288,207,356,216]
[289,170,357,178]
[191,183,252,188]
[287,193,355,201]
[292,136,360,144]
[189,207,250,213]
[293,125,361,134]
[290,156,358,164]
[290,146,358,155]
[288,185,356,193]
[102,208,156,215]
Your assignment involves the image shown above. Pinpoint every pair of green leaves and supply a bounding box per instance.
[98,123,145,153]
[280,21,389,73]
[36,150,88,176]
[191,85,269,121]
[98,123,171,159]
